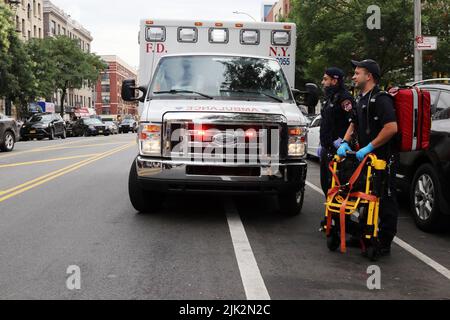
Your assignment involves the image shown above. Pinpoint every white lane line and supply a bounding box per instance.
[224,199,271,301]
[306,180,450,282]
[305,181,325,195]
[393,237,450,280]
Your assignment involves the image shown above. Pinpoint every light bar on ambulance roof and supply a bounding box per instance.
[146,26,166,42]
[178,27,198,43]
[209,28,229,43]
[240,29,260,45]
[272,30,291,46]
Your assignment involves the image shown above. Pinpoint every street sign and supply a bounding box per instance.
[416,36,438,50]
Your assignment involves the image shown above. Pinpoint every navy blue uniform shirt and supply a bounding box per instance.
[352,86,397,160]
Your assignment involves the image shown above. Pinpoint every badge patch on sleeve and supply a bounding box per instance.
[341,100,353,112]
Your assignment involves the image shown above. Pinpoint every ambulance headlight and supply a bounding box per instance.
[241,30,260,45]
[272,31,290,46]
[288,126,307,157]
[139,124,161,156]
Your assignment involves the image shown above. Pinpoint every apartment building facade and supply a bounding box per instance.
[43,0,94,115]
[95,55,138,117]
[1,0,44,116]
[266,0,292,22]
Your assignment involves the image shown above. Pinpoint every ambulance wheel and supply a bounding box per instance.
[128,159,165,214]
[327,231,340,252]
[278,188,304,216]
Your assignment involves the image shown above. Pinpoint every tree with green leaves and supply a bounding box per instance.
[0,5,38,119]
[26,38,58,101]
[0,2,13,53]
[289,0,449,87]
[45,36,107,117]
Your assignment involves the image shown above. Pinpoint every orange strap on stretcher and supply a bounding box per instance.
[326,154,375,253]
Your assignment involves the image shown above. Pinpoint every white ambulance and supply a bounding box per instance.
[123,19,319,216]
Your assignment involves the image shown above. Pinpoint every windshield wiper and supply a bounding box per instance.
[153,90,214,100]
[220,89,284,103]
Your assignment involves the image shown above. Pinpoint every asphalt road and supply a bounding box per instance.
[0,134,449,300]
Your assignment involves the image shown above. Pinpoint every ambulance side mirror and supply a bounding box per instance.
[122,79,147,103]
[292,83,320,111]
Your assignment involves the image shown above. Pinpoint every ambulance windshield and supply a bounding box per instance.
[149,55,293,103]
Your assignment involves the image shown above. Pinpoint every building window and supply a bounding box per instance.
[62,27,66,35]
[51,20,56,35]
[15,16,19,32]
[101,93,110,104]
[34,25,36,38]
[101,85,110,93]
[33,0,36,17]
[86,43,90,53]
[58,24,61,35]
[38,27,41,38]
[22,19,25,36]
[27,4,31,19]
[38,3,41,16]
[101,73,109,82]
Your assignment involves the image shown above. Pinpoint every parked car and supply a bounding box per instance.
[104,121,119,135]
[0,113,19,152]
[307,115,321,158]
[304,114,317,127]
[118,118,137,133]
[71,118,109,137]
[65,120,75,137]
[397,80,450,231]
[20,113,66,140]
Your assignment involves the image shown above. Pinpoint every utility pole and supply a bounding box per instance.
[414,0,423,82]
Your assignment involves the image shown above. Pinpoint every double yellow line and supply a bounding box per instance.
[0,136,132,160]
[0,143,135,203]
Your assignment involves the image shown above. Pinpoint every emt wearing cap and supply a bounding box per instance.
[337,59,399,255]
[319,67,355,196]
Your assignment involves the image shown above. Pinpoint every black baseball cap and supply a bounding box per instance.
[325,67,345,82]
[351,59,381,79]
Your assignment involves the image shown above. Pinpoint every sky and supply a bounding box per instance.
[50,0,277,70]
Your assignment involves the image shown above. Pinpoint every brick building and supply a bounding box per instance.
[95,55,138,117]
[265,0,292,22]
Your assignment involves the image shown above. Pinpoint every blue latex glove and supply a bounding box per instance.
[333,138,343,149]
[337,142,352,157]
[356,143,375,161]
[317,146,322,158]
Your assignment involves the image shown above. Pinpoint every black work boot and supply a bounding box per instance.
[378,235,394,256]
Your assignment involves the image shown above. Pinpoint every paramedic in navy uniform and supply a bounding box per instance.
[319,67,355,196]
[337,59,399,256]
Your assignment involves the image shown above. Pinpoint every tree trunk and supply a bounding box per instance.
[60,85,67,118]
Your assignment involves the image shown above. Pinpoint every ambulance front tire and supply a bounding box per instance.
[128,160,165,214]
[278,188,304,216]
